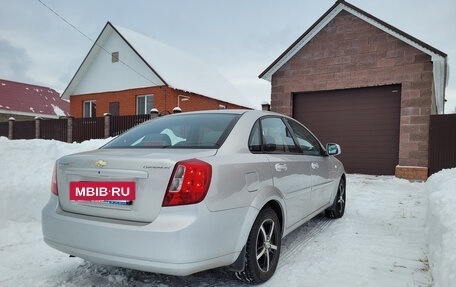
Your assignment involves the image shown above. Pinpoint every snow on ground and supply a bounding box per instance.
[0,137,455,286]
[427,168,456,287]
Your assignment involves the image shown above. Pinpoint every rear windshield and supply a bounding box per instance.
[102,113,241,149]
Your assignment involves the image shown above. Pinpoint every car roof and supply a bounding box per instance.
[166,109,284,117]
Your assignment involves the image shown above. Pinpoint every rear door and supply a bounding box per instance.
[255,117,313,228]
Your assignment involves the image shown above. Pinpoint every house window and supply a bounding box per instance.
[83,100,96,118]
[112,51,119,63]
[136,95,154,115]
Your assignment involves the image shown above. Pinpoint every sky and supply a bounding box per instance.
[0,0,455,112]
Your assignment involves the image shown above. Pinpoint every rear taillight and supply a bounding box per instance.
[51,162,58,196]
[163,159,212,206]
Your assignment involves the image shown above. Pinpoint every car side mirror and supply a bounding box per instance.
[326,143,341,156]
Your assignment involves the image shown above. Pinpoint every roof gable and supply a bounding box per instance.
[63,22,254,109]
[259,0,448,113]
[62,23,166,99]
[0,79,69,118]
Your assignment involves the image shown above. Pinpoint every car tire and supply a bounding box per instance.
[235,207,281,284]
[325,178,346,219]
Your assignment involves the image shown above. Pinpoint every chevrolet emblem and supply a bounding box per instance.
[95,160,107,168]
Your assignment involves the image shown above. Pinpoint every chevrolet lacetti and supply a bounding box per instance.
[42,110,346,284]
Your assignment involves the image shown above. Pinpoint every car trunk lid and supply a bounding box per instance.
[56,148,216,222]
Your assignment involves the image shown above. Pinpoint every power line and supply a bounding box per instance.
[37,0,94,44]
[37,0,161,86]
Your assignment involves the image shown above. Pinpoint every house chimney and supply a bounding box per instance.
[261,102,271,111]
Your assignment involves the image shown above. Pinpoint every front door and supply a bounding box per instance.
[285,119,334,212]
[310,157,333,209]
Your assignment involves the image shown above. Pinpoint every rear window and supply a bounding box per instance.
[102,113,241,149]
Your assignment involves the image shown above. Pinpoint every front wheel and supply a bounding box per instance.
[235,207,281,284]
[325,178,346,219]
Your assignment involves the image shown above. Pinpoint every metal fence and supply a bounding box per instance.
[429,114,456,175]
[3,113,456,176]
[41,118,67,142]
[0,122,8,138]
[111,114,150,136]
[13,121,35,140]
[1,114,156,143]
[72,117,105,143]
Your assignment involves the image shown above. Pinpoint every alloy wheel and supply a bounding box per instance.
[256,219,278,272]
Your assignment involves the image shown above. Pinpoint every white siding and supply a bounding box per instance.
[73,29,164,95]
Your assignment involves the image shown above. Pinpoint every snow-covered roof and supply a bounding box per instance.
[0,79,70,119]
[62,22,254,109]
[113,24,255,109]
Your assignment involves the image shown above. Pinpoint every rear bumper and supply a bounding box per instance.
[42,195,256,276]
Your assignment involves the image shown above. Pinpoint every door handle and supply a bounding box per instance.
[275,163,288,172]
[311,162,319,169]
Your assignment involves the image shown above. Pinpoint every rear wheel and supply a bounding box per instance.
[235,207,281,284]
[325,178,346,219]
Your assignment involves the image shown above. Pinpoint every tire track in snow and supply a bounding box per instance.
[278,214,334,265]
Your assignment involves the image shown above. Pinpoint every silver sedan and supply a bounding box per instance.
[42,109,346,284]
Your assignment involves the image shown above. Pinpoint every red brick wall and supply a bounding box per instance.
[271,10,433,169]
[70,85,248,117]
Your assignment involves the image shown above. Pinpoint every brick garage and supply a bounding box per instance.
[260,0,447,179]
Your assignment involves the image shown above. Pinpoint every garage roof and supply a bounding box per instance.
[259,0,448,114]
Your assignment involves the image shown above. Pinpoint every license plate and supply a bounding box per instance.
[103,200,133,206]
[70,181,136,201]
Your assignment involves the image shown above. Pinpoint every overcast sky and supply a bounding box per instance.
[1,0,455,112]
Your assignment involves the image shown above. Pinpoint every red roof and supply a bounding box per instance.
[0,79,70,118]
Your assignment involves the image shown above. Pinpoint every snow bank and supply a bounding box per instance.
[426,168,456,287]
[0,137,109,225]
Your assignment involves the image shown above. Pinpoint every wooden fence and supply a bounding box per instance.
[428,114,456,176]
[0,114,156,143]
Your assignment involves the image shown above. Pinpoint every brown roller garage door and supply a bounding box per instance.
[293,85,401,175]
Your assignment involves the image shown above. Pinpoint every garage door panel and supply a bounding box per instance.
[302,103,399,114]
[302,113,399,131]
[313,127,399,140]
[293,85,400,175]
[302,109,398,125]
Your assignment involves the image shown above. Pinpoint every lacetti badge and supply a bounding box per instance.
[95,160,107,168]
